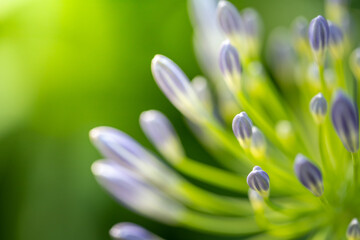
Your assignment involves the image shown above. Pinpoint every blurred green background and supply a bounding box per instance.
[0,0,358,239]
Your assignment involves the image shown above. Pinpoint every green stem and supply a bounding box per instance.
[318,64,328,101]
[180,211,261,235]
[176,157,248,193]
[352,152,359,189]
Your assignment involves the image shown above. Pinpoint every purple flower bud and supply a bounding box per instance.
[328,21,344,58]
[92,160,183,223]
[309,15,329,63]
[219,40,242,91]
[331,91,359,153]
[110,222,162,240]
[140,110,185,163]
[90,127,150,167]
[294,154,324,197]
[247,166,270,198]
[347,218,360,240]
[293,17,308,41]
[310,93,328,124]
[217,1,243,36]
[151,55,202,119]
[242,8,261,38]
[232,112,253,148]
[309,15,330,51]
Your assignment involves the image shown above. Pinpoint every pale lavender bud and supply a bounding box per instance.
[242,8,261,38]
[90,127,149,167]
[110,223,162,240]
[294,154,324,197]
[232,112,253,148]
[219,40,242,91]
[217,1,243,36]
[247,166,270,198]
[328,21,344,58]
[250,126,266,159]
[92,160,184,223]
[151,55,204,120]
[293,17,308,41]
[347,218,360,240]
[309,15,330,63]
[310,93,328,124]
[331,91,359,153]
[140,110,185,163]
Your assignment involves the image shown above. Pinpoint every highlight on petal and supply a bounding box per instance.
[110,222,162,240]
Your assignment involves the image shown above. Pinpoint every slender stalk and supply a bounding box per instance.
[352,152,359,189]
[318,64,328,101]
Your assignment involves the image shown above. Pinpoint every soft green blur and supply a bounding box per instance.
[0,0,357,239]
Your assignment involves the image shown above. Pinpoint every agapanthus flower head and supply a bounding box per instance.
[294,154,324,197]
[110,222,162,240]
[347,218,360,240]
[90,0,360,239]
[331,90,359,153]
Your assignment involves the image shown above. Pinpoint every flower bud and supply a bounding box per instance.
[242,8,261,57]
[151,55,205,121]
[350,48,360,81]
[294,154,324,197]
[110,222,162,240]
[309,15,330,64]
[217,1,243,37]
[292,17,311,57]
[92,160,184,223]
[310,93,328,124]
[331,91,359,153]
[219,40,242,92]
[232,112,253,148]
[328,21,344,59]
[250,126,266,159]
[347,218,360,240]
[247,166,270,198]
[140,110,185,164]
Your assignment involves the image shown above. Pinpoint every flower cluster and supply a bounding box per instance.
[90,0,360,239]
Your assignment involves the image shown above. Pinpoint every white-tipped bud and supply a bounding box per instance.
[310,93,328,124]
[347,218,360,240]
[140,110,185,164]
[151,55,206,121]
[250,127,266,159]
[92,160,184,223]
[219,40,242,92]
[110,222,163,240]
[191,76,213,112]
[232,112,253,148]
